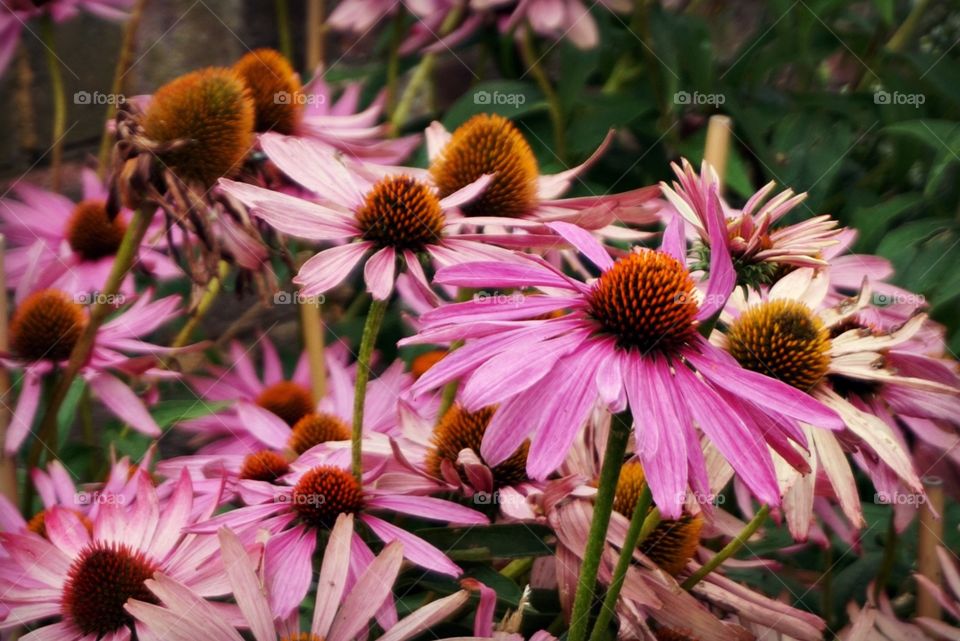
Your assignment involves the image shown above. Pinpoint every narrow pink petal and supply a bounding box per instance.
[694,185,735,320]
[674,363,780,507]
[378,590,471,641]
[364,246,397,301]
[219,178,356,240]
[6,369,41,454]
[625,354,688,519]
[312,514,354,637]
[439,174,492,209]
[432,259,580,291]
[44,507,92,558]
[361,515,462,576]
[686,345,845,430]
[218,528,276,641]
[366,495,488,525]
[235,402,291,451]
[296,242,372,297]
[661,212,686,262]
[327,539,404,641]
[148,470,193,561]
[265,525,318,618]
[545,221,613,270]
[88,374,161,437]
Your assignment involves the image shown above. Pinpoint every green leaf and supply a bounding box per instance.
[149,400,232,429]
[414,523,555,560]
[442,81,546,128]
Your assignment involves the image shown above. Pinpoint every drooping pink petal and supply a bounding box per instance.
[88,374,161,437]
[296,242,373,297]
[217,528,275,641]
[366,494,488,525]
[674,362,780,507]
[6,369,41,454]
[312,514,354,637]
[361,514,462,576]
[545,221,613,270]
[264,524,318,618]
[327,540,404,641]
[364,246,397,301]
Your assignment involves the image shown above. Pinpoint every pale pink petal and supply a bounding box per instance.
[327,540,404,641]
[545,221,613,270]
[378,590,471,641]
[366,495,488,525]
[218,528,276,641]
[362,514,461,576]
[312,514,354,637]
[296,242,373,297]
[265,524,318,618]
[235,402,291,450]
[88,374,161,437]
[6,369,41,454]
[364,246,397,301]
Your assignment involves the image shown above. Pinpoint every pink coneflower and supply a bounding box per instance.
[189,458,488,616]
[0,471,226,641]
[0,1,134,76]
[426,114,658,231]
[129,518,471,641]
[0,169,177,297]
[231,48,419,164]
[406,218,845,518]
[2,282,183,454]
[219,132,526,301]
[178,337,411,457]
[661,159,843,287]
[716,268,956,537]
[0,458,142,538]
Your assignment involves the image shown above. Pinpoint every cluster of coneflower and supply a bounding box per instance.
[0,41,957,641]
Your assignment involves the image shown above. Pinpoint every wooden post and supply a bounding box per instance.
[299,298,327,401]
[0,236,18,503]
[306,0,325,70]
[916,476,944,619]
[703,115,733,193]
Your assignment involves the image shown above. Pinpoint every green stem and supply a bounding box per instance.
[389,2,464,133]
[500,557,534,580]
[519,26,566,162]
[275,0,293,61]
[588,485,652,641]
[172,260,229,348]
[351,298,388,482]
[31,209,155,463]
[873,511,898,601]
[568,414,631,641]
[681,504,770,590]
[40,17,66,192]
[384,8,406,117]
[97,0,146,177]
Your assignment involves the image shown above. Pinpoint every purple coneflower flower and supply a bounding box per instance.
[406,218,845,518]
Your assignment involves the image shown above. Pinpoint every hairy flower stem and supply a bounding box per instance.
[31,209,155,466]
[568,413,631,641]
[351,298,388,482]
[681,504,770,590]
[587,485,652,641]
[40,17,66,191]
